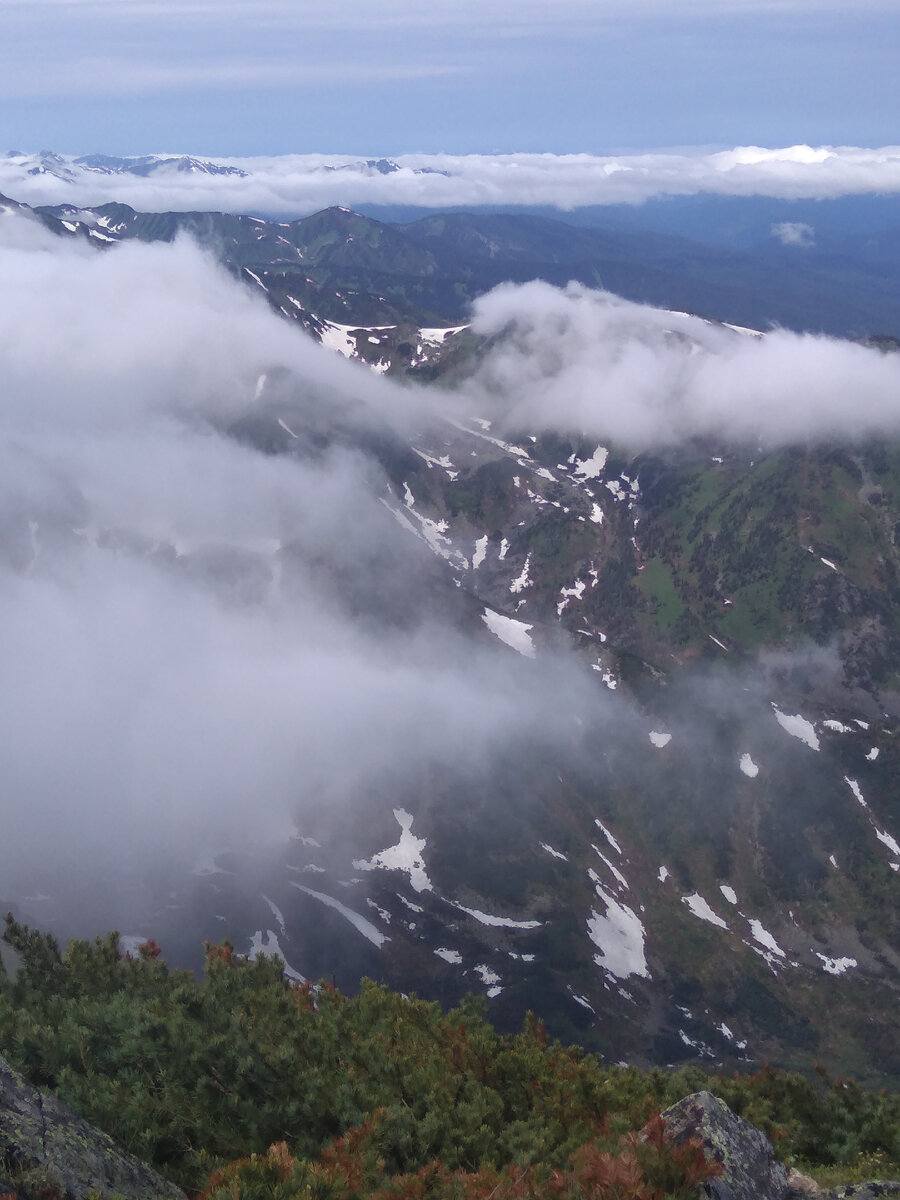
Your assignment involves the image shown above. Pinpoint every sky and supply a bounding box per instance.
[1,0,899,157]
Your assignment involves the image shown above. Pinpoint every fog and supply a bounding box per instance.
[3,209,899,929]
[0,216,596,894]
[466,280,900,449]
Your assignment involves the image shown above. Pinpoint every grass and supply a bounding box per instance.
[637,557,685,632]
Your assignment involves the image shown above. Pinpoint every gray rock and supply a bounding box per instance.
[824,1187,900,1200]
[787,1166,825,1196]
[0,1055,183,1200]
[661,1090,790,1200]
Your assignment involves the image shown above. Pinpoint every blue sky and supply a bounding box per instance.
[1,0,898,156]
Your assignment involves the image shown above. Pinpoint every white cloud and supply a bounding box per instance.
[7,0,895,21]
[463,280,900,448]
[771,220,816,246]
[3,145,900,215]
[0,58,464,100]
[0,223,595,890]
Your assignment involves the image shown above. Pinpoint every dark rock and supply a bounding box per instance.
[824,1186,900,1200]
[661,1090,790,1200]
[0,1055,183,1200]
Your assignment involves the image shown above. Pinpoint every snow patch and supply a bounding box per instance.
[739,753,759,778]
[649,731,672,748]
[719,885,738,905]
[262,895,287,937]
[291,885,389,947]
[682,893,729,929]
[366,900,392,924]
[482,608,536,658]
[591,849,629,890]
[845,777,867,807]
[541,842,568,861]
[746,918,785,957]
[434,947,462,964]
[875,828,900,856]
[353,808,432,893]
[816,953,857,975]
[509,552,533,594]
[594,820,622,855]
[587,886,650,980]
[474,963,501,987]
[450,902,541,929]
[573,446,608,480]
[772,707,820,750]
[557,577,586,615]
[248,930,306,982]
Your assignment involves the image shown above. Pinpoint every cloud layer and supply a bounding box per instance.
[465,281,900,448]
[3,145,900,216]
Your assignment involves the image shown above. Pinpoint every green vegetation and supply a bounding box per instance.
[636,557,685,632]
[1,917,898,1198]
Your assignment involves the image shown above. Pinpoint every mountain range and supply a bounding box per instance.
[0,186,898,1090]
[1,149,898,338]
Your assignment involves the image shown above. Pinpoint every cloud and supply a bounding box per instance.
[6,0,896,23]
[0,222,596,893]
[771,220,816,246]
[3,146,900,216]
[0,58,466,101]
[463,280,900,448]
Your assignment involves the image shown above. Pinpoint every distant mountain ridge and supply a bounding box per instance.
[2,185,895,340]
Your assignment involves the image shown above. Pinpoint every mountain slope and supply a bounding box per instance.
[25,195,900,339]
[0,191,897,1087]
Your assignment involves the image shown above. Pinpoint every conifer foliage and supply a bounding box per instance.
[0,916,897,1198]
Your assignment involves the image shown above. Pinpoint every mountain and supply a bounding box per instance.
[23,194,900,339]
[0,191,898,1090]
[4,149,248,181]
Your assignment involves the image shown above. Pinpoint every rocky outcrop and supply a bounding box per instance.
[661,1091,900,1200]
[0,1055,183,1200]
[662,1090,790,1200]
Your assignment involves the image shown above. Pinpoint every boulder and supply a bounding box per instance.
[0,1055,183,1200]
[661,1090,790,1200]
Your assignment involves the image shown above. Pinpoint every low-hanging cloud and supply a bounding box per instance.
[0,217,598,894]
[2,145,900,217]
[464,280,900,448]
[4,214,900,928]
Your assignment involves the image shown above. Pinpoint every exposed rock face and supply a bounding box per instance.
[0,1055,183,1200]
[662,1090,790,1200]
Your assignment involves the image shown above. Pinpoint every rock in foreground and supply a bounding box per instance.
[662,1090,791,1200]
[0,1055,183,1200]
